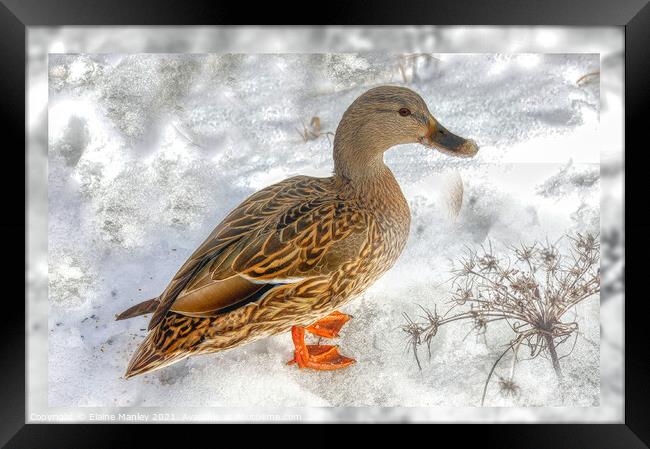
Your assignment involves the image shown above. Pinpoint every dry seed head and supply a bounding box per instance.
[453,286,473,305]
[498,376,521,398]
[478,254,499,272]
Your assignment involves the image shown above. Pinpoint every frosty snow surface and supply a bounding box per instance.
[45,53,604,410]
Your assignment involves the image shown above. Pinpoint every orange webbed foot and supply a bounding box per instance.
[287,343,356,370]
[305,310,352,338]
[287,312,355,371]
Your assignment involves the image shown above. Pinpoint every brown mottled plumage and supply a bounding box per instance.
[118,86,478,378]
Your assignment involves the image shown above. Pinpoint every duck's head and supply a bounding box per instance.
[333,86,478,180]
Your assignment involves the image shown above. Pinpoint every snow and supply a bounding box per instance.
[44,52,604,410]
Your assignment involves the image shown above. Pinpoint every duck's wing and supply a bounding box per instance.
[147,176,368,329]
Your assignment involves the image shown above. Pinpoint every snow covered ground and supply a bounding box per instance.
[44,52,604,409]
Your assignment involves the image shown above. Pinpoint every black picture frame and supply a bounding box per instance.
[3,0,647,446]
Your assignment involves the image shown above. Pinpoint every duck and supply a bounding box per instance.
[117,85,478,378]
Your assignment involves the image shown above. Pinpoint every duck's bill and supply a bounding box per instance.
[420,123,479,158]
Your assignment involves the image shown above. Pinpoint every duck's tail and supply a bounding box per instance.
[124,325,190,379]
[115,297,160,321]
[124,313,216,379]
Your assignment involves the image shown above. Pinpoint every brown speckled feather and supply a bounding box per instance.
[148,176,367,328]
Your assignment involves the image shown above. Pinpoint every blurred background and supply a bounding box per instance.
[27,26,623,422]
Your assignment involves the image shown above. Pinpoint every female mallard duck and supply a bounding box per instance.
[117,86,478,377]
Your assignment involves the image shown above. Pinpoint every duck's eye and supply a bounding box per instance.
[399,108,411,117]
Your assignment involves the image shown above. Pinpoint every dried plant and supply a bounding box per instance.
[296,116,335,144]
[401,233,600,405]
[498,375,521,398]
[576,71,600,86]
[397,53,440,83]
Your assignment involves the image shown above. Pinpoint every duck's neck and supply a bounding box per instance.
[334,156,411,235]
[333,128,391,182]
[334,150,386,182]
[333,139,407,213]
